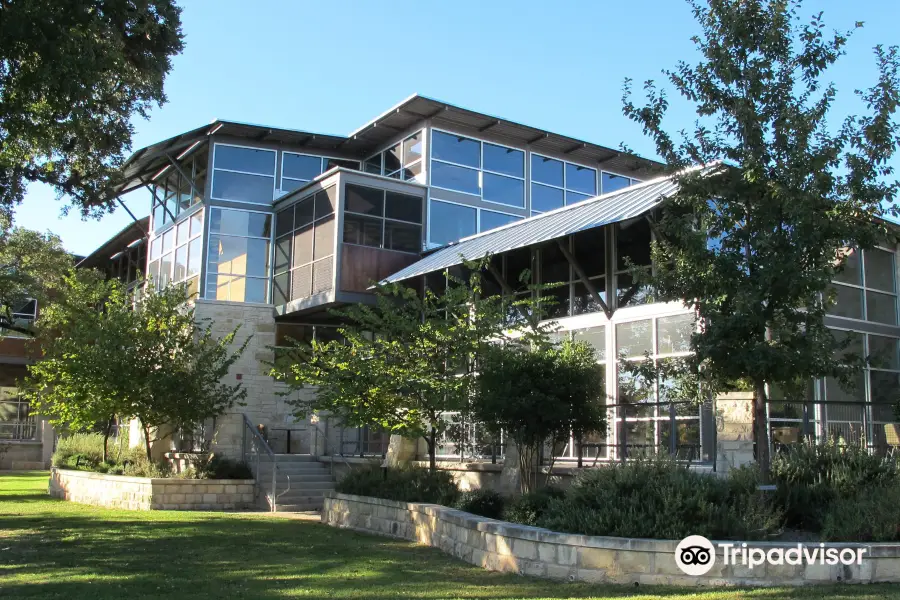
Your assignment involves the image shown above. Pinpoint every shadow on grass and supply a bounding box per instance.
[1,482,897,600]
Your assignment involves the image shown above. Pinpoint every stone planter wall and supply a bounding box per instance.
[49,468,255,511]
[323,492,900,587]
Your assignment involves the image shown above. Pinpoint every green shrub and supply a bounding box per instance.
[180,455,253,480]
[536,458,781,540]
[771,442,899,531]
[502,486,566,526]
[52,433,105,469]
[453,489,505,519]
[336,466,458,505]
[123,457,172,478]
[820,483,900,542]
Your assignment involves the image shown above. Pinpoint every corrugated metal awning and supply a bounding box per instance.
[381,174,680,284]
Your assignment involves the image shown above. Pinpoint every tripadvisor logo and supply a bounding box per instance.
[675,535,868,577]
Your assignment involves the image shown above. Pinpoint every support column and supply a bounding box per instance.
[715,391,756,473]
[384,434,417,467]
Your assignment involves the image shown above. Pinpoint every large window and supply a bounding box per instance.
[537,231,607,318]
[428,200,522,247]
[829,247,897,325]
[615,218,653,307]
[210,144,276,205]
[0,388,36,441]
[151,148,208,231]
[364,131,424,182]
[616,314,700,460]
[1,300,37,338]
[601,171,638,195]
[431,130,526,208]
[149,211,203,297]
[281,152,360,193]
[342,184,423,254]
[272,187,337,305]
[206,208,271,303]
[531,154,597,214]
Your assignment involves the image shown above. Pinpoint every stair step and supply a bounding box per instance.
[275,503,322,512]
[278,488,331,498]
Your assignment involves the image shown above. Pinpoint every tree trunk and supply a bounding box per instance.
[754,379,771,480]
[102,416,114,463]
[428,429,437,472]
[142,423,153,463]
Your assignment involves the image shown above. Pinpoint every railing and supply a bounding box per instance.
[311,420,355,477]
[241,415,290,512]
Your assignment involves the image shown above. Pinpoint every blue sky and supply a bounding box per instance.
[16,0,900,255]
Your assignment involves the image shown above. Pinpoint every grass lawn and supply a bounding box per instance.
[1,472,898,600]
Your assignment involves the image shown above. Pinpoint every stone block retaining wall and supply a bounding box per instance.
[49,468,255,510]
[323,492,900,587]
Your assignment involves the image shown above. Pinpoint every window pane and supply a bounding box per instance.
[385,221,421,253]
[247,212,271,238]
[616,320,652,358]
[867,290,897,325]
[177,221,190,245]
[540,241,570,284]
[190,211,203,237]
[616,218,652,270]
[566,191,592,205]
[868,335,899,370]
[431,161,480,195]
[159,253,173,287]
[432,131,480,168]
[482,173,524,207]
[566,164,596,195]
[657,314,695,355]
[483,143,524,177]
[602,172,632,194]
[294,198,314,229]
[403,132,423,165]
[572,281,607,316]
[150,237,161,261]
[385,192,422,223]
[323,158,359,171]
[148,260,160,284]
[429,201,476,246]
[834,248,862,286]
[244,277,267,303]
[402,161,423,181]
[363,154,381,174]
[540,284,570,318]
[480,210,522,232]
[275,208,293,238]
[531,183,564,213]
[573,325,606,361]
[211,171,274,203]
[274,235,291,273]
[343,214,383,247]
[572,229,605,277]
[384,143,402,174]
[174,245,188,281]
[187,237,202,277]
[865,248,895,292]
[345,184,384,216]
[282,153,322,182]
[531,155,563,187]
[315,187,336,219]
[828,285,863,319]
[162,229,174,253]
[214,145,275,175]
[871,371,900,405]
[281,178,305,193]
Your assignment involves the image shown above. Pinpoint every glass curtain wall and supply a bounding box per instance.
[151,148,207,231]
[205,207,272,303]
[364,131,424,182]
[149,211,203,297]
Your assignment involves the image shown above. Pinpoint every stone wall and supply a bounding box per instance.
[715,392,756,473]
[49,468,255,510]
[323,492,900,587]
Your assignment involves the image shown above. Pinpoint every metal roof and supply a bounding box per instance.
[77,216,150,269]
[381,174,681,284]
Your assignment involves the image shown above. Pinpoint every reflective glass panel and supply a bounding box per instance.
[483,173,524,207]
[282,153,322,182]
[566,164,596,195]
[657,314,695,355]
[432,131,480,168]
[867,290,897,325]
[480,210,522,232]
[483,143,524,177]
[531,155,563,187]
[602,172,631,194]
[531,184,564,213]
[384,222,421,253]
[429,201,476,246]
[431,161,480,195]
[385,192,422,223]
[403,132,423,165]
[834,248,862,286]
[616,320,652,358]
[345,184,384,216]
[865,248,895,292]
[384,143,402,174]
[211,171,274,203]
[214,145,276,175]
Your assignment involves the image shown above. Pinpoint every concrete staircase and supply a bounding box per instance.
[255,454,335,513]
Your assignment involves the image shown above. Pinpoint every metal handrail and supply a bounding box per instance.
[311,420,354,476]
[241,414,290,512]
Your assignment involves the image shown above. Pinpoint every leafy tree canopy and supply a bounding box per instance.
[622,0,900,474]
[0,0,184,218]
[0,216,72,336]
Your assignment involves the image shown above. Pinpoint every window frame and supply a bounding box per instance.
[205,206,273,303]
[280,151,361,192]
[342,184,423,254]
[828,246,898,326]
[362,129,426,183]
[210,142,277,206]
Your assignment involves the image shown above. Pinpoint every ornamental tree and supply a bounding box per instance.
[273,263,543,471]
[622,0,900,475]
[26,278,248,462]
[0,0,184,217]
[473,338,606,493]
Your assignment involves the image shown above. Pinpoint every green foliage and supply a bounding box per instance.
[27,278,248,462]
[820,483,900,542]
[535,458,781,541]
[622,0,900,475]
[0,0,184,217]
[180,455,253,480]
[473,339,606,492]
[275,261,544,470]
[335,466,459,506]
[501,487,566,527]
[770,442,899,531]
[0,221,72,336]
[52,432,143,472]
[453,489,506,520]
